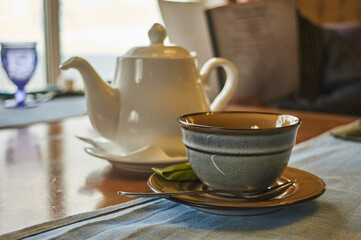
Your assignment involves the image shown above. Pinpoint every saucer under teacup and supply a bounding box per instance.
[148,167,325,216]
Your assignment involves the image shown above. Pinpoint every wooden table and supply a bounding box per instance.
[0,106,358,235]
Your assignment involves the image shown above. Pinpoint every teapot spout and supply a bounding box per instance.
[60,57,120,139]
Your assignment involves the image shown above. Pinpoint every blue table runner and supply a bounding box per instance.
[1,123,360,240]
[0,96,86,129]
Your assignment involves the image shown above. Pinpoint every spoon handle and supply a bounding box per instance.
[118,180,295,200]
[118,190,228,198]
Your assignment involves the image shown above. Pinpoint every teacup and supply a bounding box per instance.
[177,111,301,193]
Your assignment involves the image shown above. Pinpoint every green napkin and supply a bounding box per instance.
[331,121,361,142]
[152,162,199,181]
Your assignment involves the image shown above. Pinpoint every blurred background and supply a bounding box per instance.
[0,0,360,95]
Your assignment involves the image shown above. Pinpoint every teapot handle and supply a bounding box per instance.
[200,58,238,111]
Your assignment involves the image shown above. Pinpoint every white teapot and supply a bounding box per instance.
[60,23,237,157]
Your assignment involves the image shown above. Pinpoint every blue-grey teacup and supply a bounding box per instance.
[178,111,301,193]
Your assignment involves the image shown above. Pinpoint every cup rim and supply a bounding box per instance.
[1,42,37,49]
[178,111,301,134]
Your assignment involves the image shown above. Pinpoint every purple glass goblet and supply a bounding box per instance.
[1,42,38,108]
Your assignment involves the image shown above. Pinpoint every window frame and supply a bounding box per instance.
[43,0,61,87]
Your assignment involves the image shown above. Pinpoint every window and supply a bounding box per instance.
[0,0,46,92]
[0,0,162,93]
[60,0,162,90]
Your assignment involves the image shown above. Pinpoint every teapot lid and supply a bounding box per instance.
[123,23,193,58]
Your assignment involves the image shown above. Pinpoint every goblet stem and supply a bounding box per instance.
[15,87,26,107]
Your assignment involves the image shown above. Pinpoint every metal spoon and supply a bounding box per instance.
[118,180,295,201]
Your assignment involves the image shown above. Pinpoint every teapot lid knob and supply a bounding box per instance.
[148,23,166,45]
[123,23,191,58]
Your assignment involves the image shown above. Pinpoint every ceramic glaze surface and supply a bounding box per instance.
[59,24,238,156]
[186,147,292,192]
[178,111,301,192]
[113,58,211,156]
